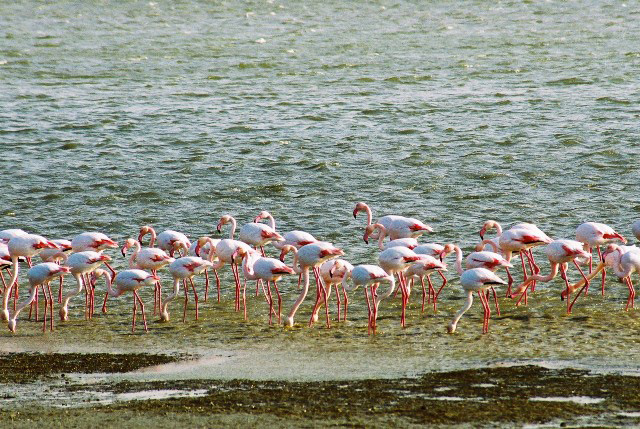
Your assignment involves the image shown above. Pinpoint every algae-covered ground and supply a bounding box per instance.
[1,352,640,428]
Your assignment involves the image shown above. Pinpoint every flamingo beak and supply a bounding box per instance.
[194,243,201,257]
[363,233,369,244]
[216,222,223,233]
[352,208,359,219]
[58,266,71,274]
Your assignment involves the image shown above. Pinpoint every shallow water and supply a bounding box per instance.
[2,0,640,421]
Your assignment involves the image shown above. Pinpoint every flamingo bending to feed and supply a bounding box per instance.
[447,268,507,334]
[119,238,174,315]
[36,238,72,306]
[509,239,591,312]
[363,223,418,250]
[94,268,160,332]
[310,259,354,323]
[160,256,212,323]
[8,262,70,333]
[59,251,110,321]
[353,202,432,241]
[239,212,284,255]
[235,247,295,324]
[2,234,58,322]
[575,222,626,296]
[378,246,422,327]
[341,265,395,334]
[280,242,344,328]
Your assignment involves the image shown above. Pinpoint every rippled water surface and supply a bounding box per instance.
[2,0,640,384]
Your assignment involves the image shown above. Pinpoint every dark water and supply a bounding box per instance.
[2,0,640,397]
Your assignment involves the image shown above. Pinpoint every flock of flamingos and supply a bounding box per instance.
[1,202,639,336]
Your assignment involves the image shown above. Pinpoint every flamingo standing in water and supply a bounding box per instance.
[7,262,70,333]
[447,268,507,334]
[378,246,422,327]
[188,237,221,302]
[509,239,591,312]
[138,226,190,258]
[2,234,58,322]
[353,202,432,240]
[363,223,419,250]
[212,217,256,311]
[576,222,626,296]
[160,256,212,323]
[93,268,160,332]
[0,229,29,244]
[341,264,395,334]
[310,259,354,323]
[110,238,174,315]
[239,212,284,255]
[280,242,344,328]
[235,247,295,324]
[404,256,447,313]
[59,251,110,321]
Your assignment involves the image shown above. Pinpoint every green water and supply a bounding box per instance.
[1,0,640,385]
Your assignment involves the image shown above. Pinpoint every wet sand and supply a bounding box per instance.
[1,353,640,428]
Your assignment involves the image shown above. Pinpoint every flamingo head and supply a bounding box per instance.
[440,243,457,261]
[231,247,249,262]
[602,244,621,263]
[353,202,367,218]
[138,225,155,243]
[479,220,498,240]
[121,238,137,257]
[217,215,233,233]
[279,244,296,262]
[319,247,344,260]
[195,237,213,257]
[253,210,270,223]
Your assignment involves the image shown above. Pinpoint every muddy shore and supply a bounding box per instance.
[1,352,639,428]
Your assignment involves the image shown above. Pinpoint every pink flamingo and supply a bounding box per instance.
[378,246,421,327]
[239,212,284,255]
[7,262,70,333]
[363,223,419,250]
[212,217,256,311]
[160,256,212,323]
[509,239,591,312]
[404,256,448,313]
[0,229,29,244]
[341,264,395,334]
[353,202,432,240]
[310,259,354,323]
[280,242,344,328]
[59,251,110,321]
[138,226,190,258]
[118,238,174,315]
[93,268,160,332]
[2,234,58,322]
[235,247,295,324]
[576,222,626,295]
[188,237,221,302]
[447,268,507,334]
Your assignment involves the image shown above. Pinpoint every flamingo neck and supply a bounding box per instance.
[454,246,463,275]
[448,290,474,333]
[149,228,156,247]
[264,213,276,230]
[129,240,141,268]
[492,221,503,236]
[162,277,182,313]
[228,217,237,239]
[375,275,396,304]
[480,239,500,253]
[376,224,386,250]
[612,256,632,278]
[531,261,559,283]
[2,256,20,316]
[287,267,310,321]
[364,204,373,226]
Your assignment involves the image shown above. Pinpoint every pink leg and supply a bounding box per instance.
[57,275,63,304]
[505,267,513,297]
[214,269,221,303]
[372,284,380,334]
[266,280,274,325]
[597,246,606,296]
[490,286,500,316]
[364,287,372,335]
[433,271,448,312]
[203,269,209,302]
[47,282,55,332]
[132,292,137,333]
[420,277,427,312]
[41,285,47,333]
[342,286,349,321]
[273,281,282,324]
[182,279,188,323]
[478,290,491,334]
[190,278,199,320]
[135,290,148,332]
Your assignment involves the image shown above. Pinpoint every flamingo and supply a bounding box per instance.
[632,220,640,242]
[353,202,432,240]
[254,211,317,250]
[341,265,395,334]
[310,259,354,323]
[7,262,70,333]
[138,225,190,258]
[509,239,591,312]
[0,229,29,244]
[93,268,159,332]
[235,247,295,324]
[404,256,448,313]
[2,234,58,322]
[59,251,110,321]
[602,249,640,311]
[37,238,73,307]
[441,243,512,314]
[118,238,174,315]
[575,222,626,296]
[363,223,419,250]
[160,256,212,323]
[188,236,221,302]
[238,212,284,254]
[377,246,422,327]
[279,242,344,328]
[212,217,256,311]
[447,268,507,334]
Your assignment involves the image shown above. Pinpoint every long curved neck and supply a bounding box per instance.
[2,256,20,316]
[286,248,300,274]
[264,213,276,230]
[376,225,386,250]
[228,217,237,239]
[481,239,499,253]
[454,246,463,275]
[129,241,141,268]
[375,275,396,304]
[287,267,310,320]
[449,290,474,333]
[149,228,156,247]
[532,261,559,282]
[241,254,256,279]
[12,281,40,320]
[363,204,372,226]
[99,271,119,297]
[62,273,85,308]
[492,221,503,236]
[613,256,632,278]
[162,277,182,313]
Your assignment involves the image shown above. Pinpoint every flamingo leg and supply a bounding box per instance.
[102,287,110,313]
[182,279,188,323]
[334,284,341,321]
[243,279,248,321]
[342,285,349,321]
[525,250,537,292]
[372,283,380,334]
[420,277,426,312]
[273,280,282,324]
[266,280,274,325]
[41,284,47,333]
[597,246,606,297]
[57,275,63,304]
[504,266,513,297]
[364,287,372,335]
[478,290,491,334]
[626,277,636,311]
[214,269,221,303]
[433,271,448,312]
[135,290,148,332]
[203,269,209,302]
[190,278,199,320]
[47,282,55,332]
[568,264,588,314]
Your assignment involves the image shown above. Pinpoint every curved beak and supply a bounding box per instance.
[216,222,223,233]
